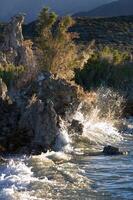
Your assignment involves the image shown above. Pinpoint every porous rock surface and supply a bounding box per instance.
[0,74,82,154]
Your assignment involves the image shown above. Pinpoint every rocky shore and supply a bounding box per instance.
[0,14,91,155]
[0,70,87,154]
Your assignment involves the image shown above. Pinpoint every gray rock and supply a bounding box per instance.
[3,14,24,50]
[19,99,59,152]
[0,14,37,86]
[0,79,8,100]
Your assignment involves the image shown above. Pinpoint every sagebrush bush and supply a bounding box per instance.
[100,46,130,64]
[37,8,94,80]
[37,8,78,76]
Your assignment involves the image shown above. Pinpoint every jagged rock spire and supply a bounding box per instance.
[3,14,25,51]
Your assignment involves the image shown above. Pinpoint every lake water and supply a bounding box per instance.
[0,134,133,200]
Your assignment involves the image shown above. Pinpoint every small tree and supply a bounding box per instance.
[37,8,78,78]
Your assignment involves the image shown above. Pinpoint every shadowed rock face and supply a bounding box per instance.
[19,99,59,153]
[15,74,81,153]
[0,101,19,152]
[0,79,8,100]
[0,72,82,154]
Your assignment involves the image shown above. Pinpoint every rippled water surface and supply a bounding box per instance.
[77,138,133,200]
[0,136,133,200]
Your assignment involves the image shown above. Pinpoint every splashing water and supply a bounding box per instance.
[0,155,93,200]
[53,88,124,152]
[54,118,73,153]
[0,157,46,200]
[72,87,125,146]
[73,105,122,146]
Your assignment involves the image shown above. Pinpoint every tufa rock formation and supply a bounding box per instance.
[19,98,59,153]
[0,78,8,100]
[0,71,83,154]
[3,14,24,50]
[0,14,36,71]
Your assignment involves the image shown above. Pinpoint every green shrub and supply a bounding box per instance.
[0,64,25,86]
[75,47,132,91]
[100,46,130,65]
[37,7,79,79]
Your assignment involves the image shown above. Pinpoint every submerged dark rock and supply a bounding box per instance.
[103,145,128,156]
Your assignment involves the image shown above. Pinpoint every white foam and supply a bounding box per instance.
[45,151,71,162]
[54,118,73,153]
[0,158,51,200]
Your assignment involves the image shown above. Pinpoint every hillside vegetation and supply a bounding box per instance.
[0,15,133,52]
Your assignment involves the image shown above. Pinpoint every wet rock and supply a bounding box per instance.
[0,72,83,154]
[103,145,128,156]
[70,119,83,134]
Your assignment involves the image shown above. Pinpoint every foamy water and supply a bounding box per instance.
[0,154,93,200]
[0,115,124,200]
[0,155,61,200]
[1,134,133,200]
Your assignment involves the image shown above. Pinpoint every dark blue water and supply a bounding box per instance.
[77,136,133,200]
[0,136,133,200]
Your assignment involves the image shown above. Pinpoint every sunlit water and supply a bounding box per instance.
[0,92,133,200]
[1,127,133,200]
[1,137,133,200]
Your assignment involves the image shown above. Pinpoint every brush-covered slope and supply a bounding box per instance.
[74,0,133,17]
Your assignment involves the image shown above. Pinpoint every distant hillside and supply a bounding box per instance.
[71,16,133,51]
[1,15,133,52]
[74,0,133,17]
[22,15,133,52]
